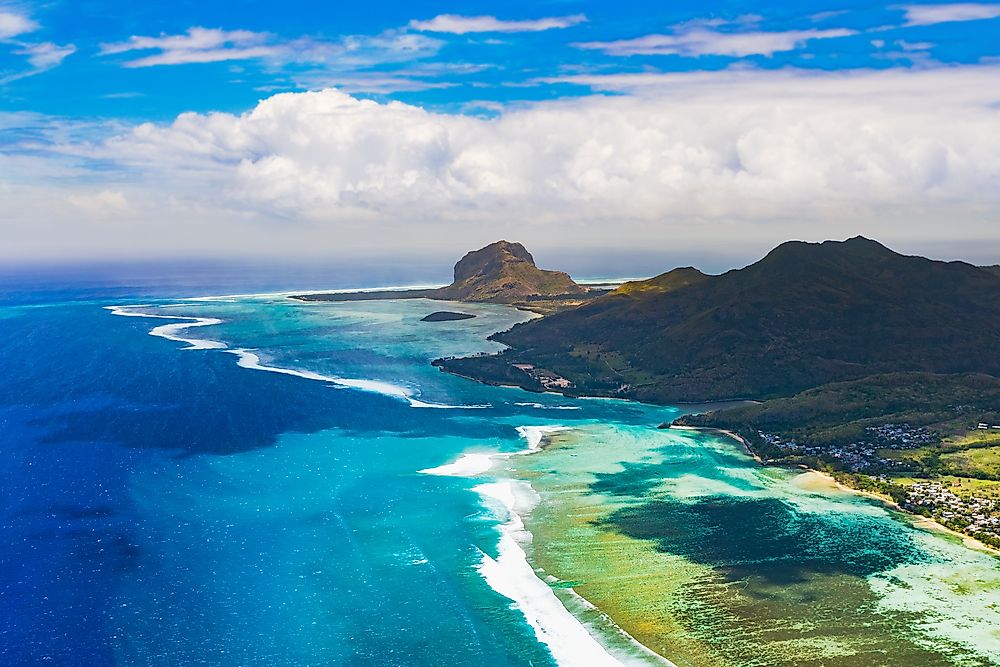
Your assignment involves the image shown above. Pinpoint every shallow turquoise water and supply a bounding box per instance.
[3,293,999,665]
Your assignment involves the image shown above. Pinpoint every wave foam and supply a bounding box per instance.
[226,349,483,410]
[515,402,583,411]
[106,305,225,350]
[516,425,571,452]
[475,480,627,667]
[421,425,570,479]
[433,426,671,666]
[108,305,486,409]
[419,453,495,476]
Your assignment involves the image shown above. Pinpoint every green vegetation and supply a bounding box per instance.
[440,237,1000,403]
[675,372,1000,448]
[671,375,1000,548]
[426,238,1000,551]
[942,446,1000,479]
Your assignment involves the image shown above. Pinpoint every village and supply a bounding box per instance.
[757,423,934,473]
[901,481,1000,547]
[511,363,573,390]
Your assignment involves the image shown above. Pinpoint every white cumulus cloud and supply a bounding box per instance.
[5,66,1000,261]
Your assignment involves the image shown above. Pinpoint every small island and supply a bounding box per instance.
[421,311,476,322]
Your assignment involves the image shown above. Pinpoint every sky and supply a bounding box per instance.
[2,0,999,270]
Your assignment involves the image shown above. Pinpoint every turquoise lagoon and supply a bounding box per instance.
[2,292,999,665]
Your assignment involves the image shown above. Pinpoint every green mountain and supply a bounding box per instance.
[676,371,1000,446]
[434,240,586,303]
[440,237,1000,402]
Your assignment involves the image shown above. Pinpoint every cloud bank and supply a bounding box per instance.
[5,66,1000,261]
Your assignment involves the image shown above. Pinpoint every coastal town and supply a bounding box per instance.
[757,423,935,473]
[900,482,1000,547]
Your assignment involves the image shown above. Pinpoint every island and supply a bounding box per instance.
[420,311,476,322]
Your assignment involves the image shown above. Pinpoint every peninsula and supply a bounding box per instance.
[293,240,605,314]
[432,236,1000,548]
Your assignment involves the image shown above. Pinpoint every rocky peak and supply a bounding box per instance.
[435,240,586,303]
[452,240,536,282]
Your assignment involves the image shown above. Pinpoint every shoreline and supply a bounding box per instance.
[668,424,763,463]
[673,424,1000,558]
[811,468,1000,557]
[434,362,758,413]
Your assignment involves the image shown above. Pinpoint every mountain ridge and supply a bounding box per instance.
[437,236,1000,402]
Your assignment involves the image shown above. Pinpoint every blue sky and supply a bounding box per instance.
[1,1,1000,265]
[3,0,999,119]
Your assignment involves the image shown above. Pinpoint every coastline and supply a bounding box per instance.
[673,424,1000,558]
[668,424,763,463]
[504,421,1000,665]
[812,469,1000,558]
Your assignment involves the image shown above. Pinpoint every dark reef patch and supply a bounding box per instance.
[601,495,927,584]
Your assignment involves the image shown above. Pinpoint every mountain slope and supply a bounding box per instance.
[447,237,1000,402]
[433,240,586,303]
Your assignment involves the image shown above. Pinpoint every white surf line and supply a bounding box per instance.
[515,402,583,411]
[226,349,488,410]
[515,425,572,452]
[422,427,672,667]
[419,452,497,476]
[475,479,627,667]
[108,305,487,409]
[105,305,226,350]
[419,426,570,477]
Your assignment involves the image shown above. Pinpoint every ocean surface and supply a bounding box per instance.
[2,281,999,666]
